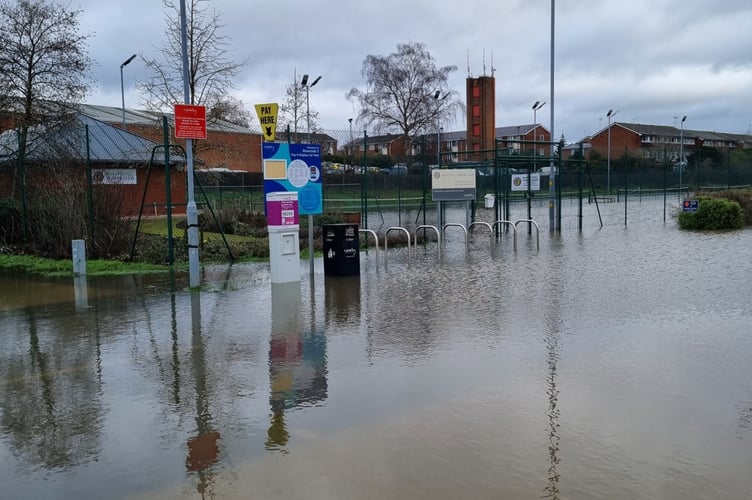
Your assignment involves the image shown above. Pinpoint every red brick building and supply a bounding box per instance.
[587,122,752,164]
[79,104,263,173]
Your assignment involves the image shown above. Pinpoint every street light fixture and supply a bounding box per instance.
[433,91,449,166]
[532,101,546,165]
[530,101,546,230]
[301,74,321,144]
[679,115,687,199]
[120,54,137,129]
[606,109,619,194]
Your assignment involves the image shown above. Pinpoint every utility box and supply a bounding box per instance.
[484,193,495,208]
[267,192,300,283]
[323,224,360,276]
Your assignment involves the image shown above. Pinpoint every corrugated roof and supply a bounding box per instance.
[78,103,260,135]
[0,114,183,165]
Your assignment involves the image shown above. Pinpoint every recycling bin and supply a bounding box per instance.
[322,223,360,276]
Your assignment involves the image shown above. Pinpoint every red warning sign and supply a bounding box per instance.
[174,104,207,140]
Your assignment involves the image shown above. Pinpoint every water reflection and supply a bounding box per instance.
[185,292,220,498]
[0,290,104,471]
[324,276,361,326]
[266,283,328,452]
[1,210,752,499]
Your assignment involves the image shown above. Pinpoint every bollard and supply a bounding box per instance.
[72,239,87,276]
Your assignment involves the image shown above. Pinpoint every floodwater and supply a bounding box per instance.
[1,199,751,499]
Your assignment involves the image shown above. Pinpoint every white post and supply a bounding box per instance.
[72,239,86,276]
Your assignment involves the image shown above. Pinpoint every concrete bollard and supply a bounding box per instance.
[72,239,87,276]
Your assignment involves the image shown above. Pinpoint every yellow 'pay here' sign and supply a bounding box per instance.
[255,103,279,142]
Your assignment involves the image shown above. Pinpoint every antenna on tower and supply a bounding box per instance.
[467,49,471,77]
[483,48,486,76]
[490,49,495,77]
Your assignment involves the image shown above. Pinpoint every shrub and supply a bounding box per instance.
[705,190,752,226]
[678,197,744,230]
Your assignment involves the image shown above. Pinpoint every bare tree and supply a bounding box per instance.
[0,0,93,199]
[347,42,462,162]
[278,70,320,142]
[138,0,245,123]
[206,94,251,128]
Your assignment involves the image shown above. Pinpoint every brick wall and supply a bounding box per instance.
[123,123,263,173]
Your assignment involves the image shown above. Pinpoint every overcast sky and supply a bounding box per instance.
[75,0,752,142]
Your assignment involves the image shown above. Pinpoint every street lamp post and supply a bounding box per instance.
[531,101,545,230]
[606,109,618,194]
[679,115,686,199]
[301,74,321,144]
[120,54,137,129]
[348,118,353,181]
[301,73,321,277]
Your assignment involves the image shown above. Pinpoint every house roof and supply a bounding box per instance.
[591,122,752,145]
[0,113,183,165]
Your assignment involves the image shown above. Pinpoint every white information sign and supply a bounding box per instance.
[511,173,541,192]
[92,169,137,185]
[431,169,477,201]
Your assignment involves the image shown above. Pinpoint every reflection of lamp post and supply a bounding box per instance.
[606,109,619,194]
[301,74,321,144]
[679,115,686,199]
[120,54,137,129]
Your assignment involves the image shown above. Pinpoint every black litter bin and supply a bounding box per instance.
[322,223,360,276]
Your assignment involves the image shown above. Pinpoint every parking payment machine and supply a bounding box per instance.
[267,192,300,283]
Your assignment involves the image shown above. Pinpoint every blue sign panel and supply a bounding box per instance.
[682,200,699,212]
[263,143,322,215]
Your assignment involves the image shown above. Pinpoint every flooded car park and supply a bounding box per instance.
[1,199,751,499]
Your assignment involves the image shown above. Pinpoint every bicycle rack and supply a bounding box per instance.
[359,229,379,267]
[415,225,441,259]
[493,220,517,252]
[514,219,540,251]
[384,227,411,267]
[442,223,469,256]
[468,222,494,252]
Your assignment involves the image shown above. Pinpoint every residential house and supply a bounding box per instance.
[588,122,752,165]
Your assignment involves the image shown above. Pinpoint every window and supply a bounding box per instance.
[472,105,480,117]
[472,86,480,98]
[473,124,480,137]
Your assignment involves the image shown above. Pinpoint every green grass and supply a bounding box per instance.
[0,254,173,278]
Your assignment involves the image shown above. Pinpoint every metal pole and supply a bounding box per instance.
[120,54,136,129]
[679,115,686,200]
[304,75,320,276]
[548,0,556,231]
[607,114,611,194]
[179,0,200,287]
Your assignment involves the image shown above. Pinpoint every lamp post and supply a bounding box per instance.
[530,101,545,229]
[679,115,686,199]
[120,54,137,129]
[301,73,321,277]
[606,109,618,194]
[348,117,353,181]
[301,74,321,144]
[532,101,546,167]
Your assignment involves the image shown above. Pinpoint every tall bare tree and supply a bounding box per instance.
[138,0,246,124]
[0,0,93,199]
[347,42,462,162]
[278,70,320,142]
